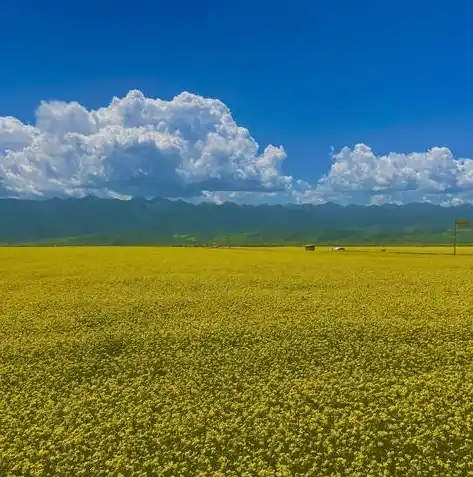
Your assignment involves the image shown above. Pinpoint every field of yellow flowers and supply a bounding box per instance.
[2,246,473,476]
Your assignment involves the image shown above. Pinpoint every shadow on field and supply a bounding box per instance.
[390,250,452,256]
[347,249,463,256]
[222,247,278,252]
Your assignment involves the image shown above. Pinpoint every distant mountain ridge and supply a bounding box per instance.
[0,197,472,245]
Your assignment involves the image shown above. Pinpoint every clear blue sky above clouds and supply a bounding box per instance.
[1,0,473,205]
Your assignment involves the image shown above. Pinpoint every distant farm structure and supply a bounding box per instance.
[332,246,345,252]
[304,244,315,251]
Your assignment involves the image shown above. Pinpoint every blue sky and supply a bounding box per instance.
[1,0,473,205]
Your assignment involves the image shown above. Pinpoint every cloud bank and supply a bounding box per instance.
[0,90,301,200]
[1,90,473,205]
[317,144,473,206]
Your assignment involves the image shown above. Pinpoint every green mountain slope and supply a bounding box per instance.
[0,198,471,245]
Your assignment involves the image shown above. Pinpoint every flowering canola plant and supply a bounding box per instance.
[1,246,473,476]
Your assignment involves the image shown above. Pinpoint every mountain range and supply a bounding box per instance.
[0,198,472,245]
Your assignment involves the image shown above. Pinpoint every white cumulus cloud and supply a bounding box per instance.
[0,90,298,200]
[1,91,473,205]
[314,144,473,206]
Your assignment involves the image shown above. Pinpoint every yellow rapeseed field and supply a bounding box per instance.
[2,246,473,476]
